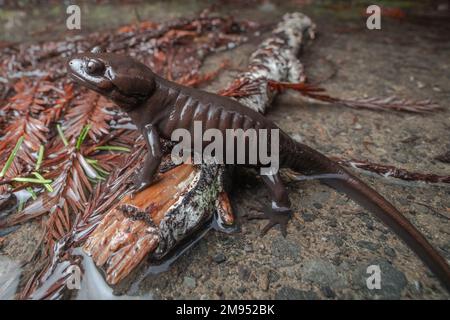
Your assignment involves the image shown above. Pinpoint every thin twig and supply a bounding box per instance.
[334,157,450,184]
[268,81,442,114]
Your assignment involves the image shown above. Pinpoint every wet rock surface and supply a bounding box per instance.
[0,1,449,299]
[351,259,408,300]
[275,287,318,300]
[136,1,449,300]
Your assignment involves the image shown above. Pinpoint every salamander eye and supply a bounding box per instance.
[85,59,105,75]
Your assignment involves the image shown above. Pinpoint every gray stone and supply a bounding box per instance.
[237,287,246,294]
[302,212,315,222]
[329,234,344,247]
[238,265,251,281]
[275,286,318,300]
[384,247,396,258]
[352,259,407,299]
[313,202,323,209]
[358,213,375,230]
[311,190,331,204]
[212,253,226,264]
[268,270,280,283]
[328,218,338,228]
[357,240,380,251]
[260,272,270,291]
[301,259,345,288]
[183,276,197,289]
[321,286,336,298]
[331,256,342,266]
[271,236,300,267]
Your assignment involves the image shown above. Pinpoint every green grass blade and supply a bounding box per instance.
[35,144,44,171]
[0,136,24,178]
[13,177,53,184]
[86,159,98,164]
[57,124,69,147]
[18,199,24,212]
[91,162,110,176]
[32,172,54,192]
[76,124,92,150]
[95,145,131,152]
[26,187,38,200]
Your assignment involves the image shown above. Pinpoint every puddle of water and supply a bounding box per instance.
[127,211,236,295]
[74,249,152,300]
[0,255,22,300]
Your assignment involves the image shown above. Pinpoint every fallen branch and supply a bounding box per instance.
[266,81,441,113]
[333,157,450,184]
[218,13,315,113]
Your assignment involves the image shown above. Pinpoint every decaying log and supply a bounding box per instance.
[83,12,315,285]
[83,160,233,285]
[219,12,315,113]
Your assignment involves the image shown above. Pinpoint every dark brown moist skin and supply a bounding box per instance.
[67,52,450,291]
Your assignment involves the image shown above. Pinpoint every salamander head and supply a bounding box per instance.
[67,47,156,110]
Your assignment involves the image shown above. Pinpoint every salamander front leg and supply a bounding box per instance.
[247,173,292,237]
[132,124,162,193]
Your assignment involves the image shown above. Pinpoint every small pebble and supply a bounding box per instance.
[321,286,336,298]
[414,281,422,293]
[238,266,251,281]
[275,287,318,300]
[213,253,226,264]
[356,240,380,251]
[183,276,196,289]
[328,218,338,228]
[384,247,396,258]
[237,287,246,293]
[313,203,323,209]
[302,212,315,222]
[260,272,270,291]
[432,86,442,92]
[268,270,280,283]
[216,288,224,298]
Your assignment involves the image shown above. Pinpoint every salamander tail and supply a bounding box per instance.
[286,141,450,291]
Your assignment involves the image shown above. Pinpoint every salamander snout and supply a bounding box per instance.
[67,56,113,92]
[67,57,84,75]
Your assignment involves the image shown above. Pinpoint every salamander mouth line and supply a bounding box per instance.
[69,71,145,105]
[69,72,111,94]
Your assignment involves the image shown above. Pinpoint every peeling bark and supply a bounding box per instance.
[219,12,315,113]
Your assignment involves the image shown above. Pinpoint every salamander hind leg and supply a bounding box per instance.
[247,173,292,237]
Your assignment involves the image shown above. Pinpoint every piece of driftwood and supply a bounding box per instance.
[333,157,450,184]
[84,163,233,284]
[219,12,315,113]
[82,12,315,285]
